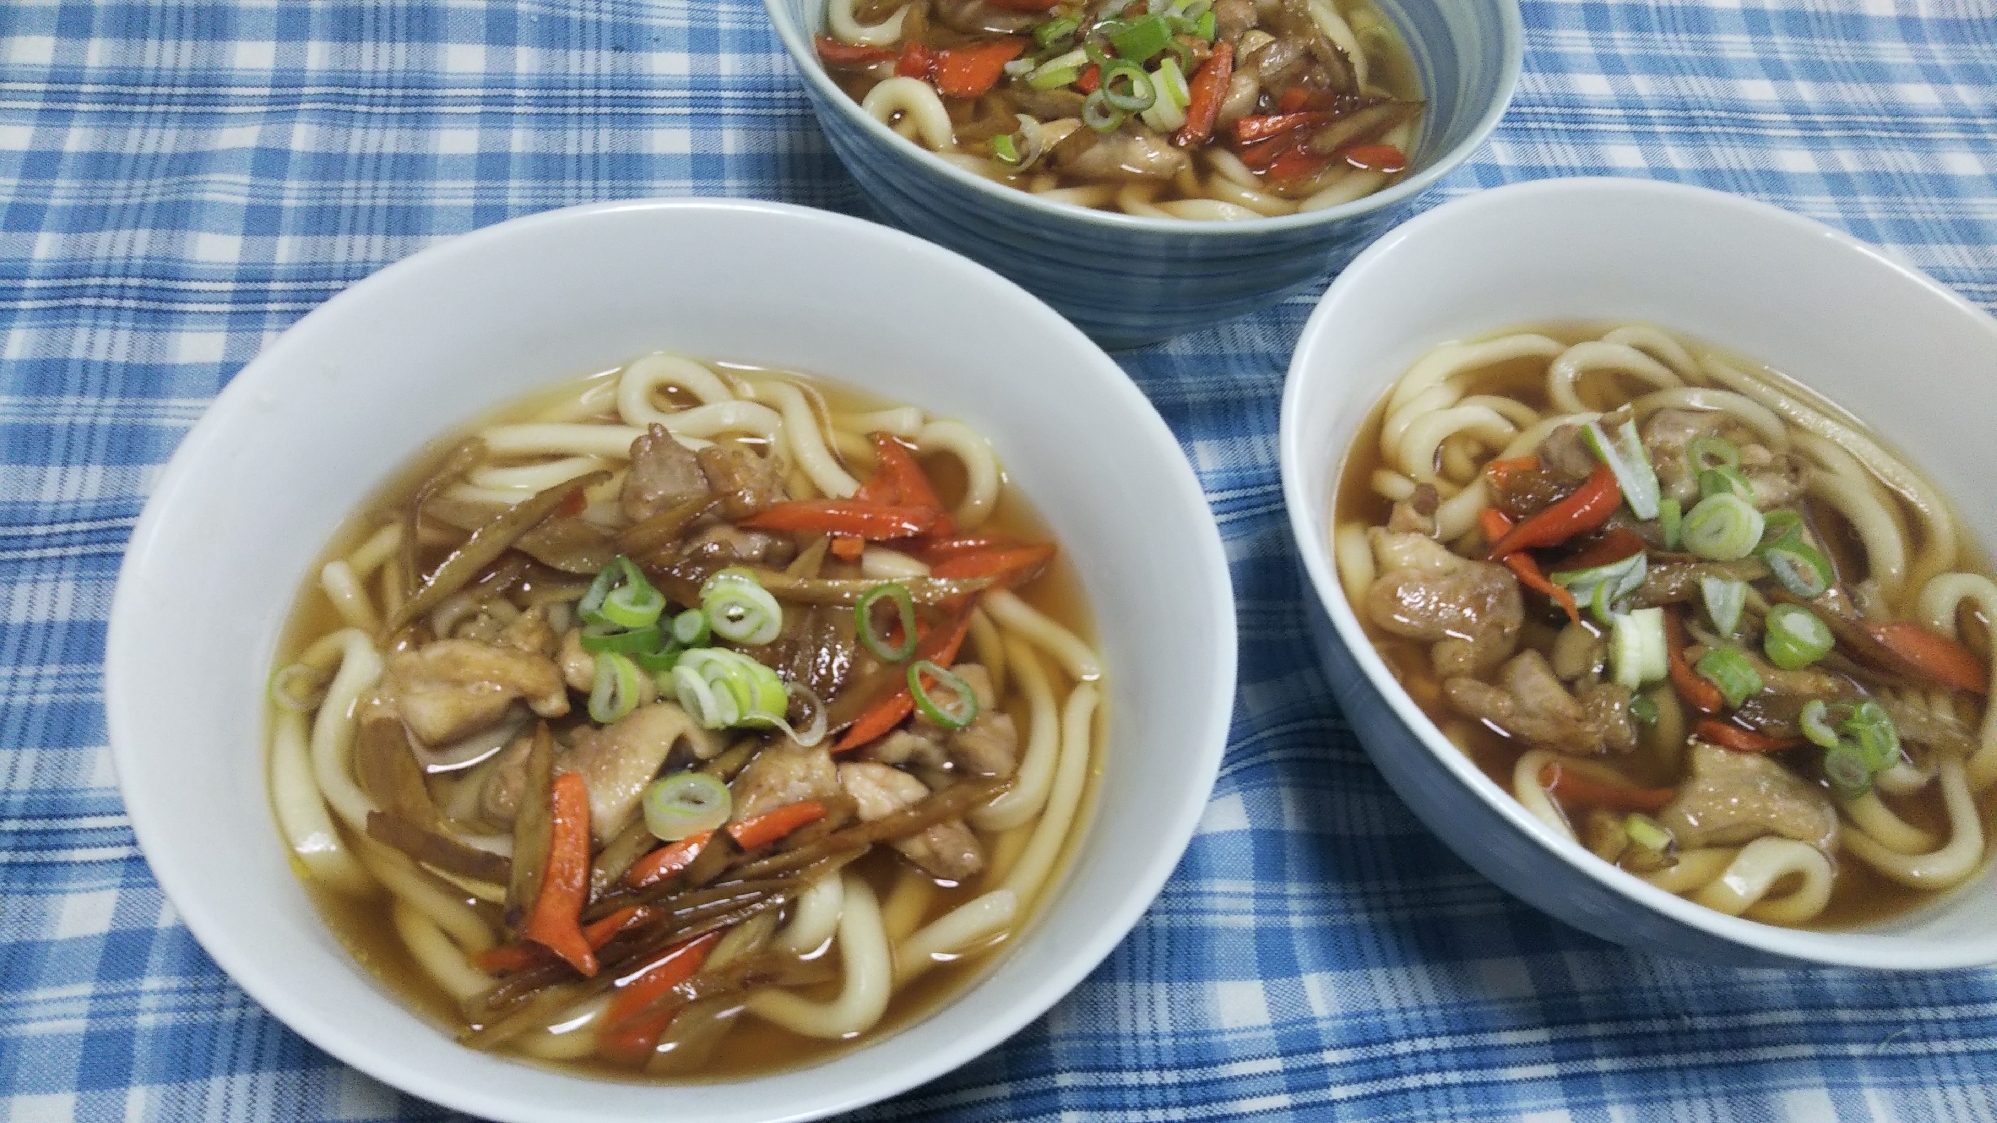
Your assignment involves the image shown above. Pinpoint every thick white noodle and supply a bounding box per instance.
[1457,394,1543,430]
[1396,405,1517,484]
[1306,0,1367,86]
[971,637,1060,831]
[937,152,1012,183]
[1000,683,1097,907]
[514,995,609,1061]
[533,377,621,423]
[1641,847,1735,894]
[827,0,906,46]
[1116,183,1170,219]
[744,873,890,1037]
[755,380,861,498]
[1386,333,1565,415]
[1546,341,1684,415]
[1839,791,1939,855]
[482,423,648,459]
[1914,573,1997,790]
[833,407,925,436]
[1511,749,1572,840]
[269,707,372,894]
[1298,169,1386,212]
[1842,759,1984,889]
[620,353,735,409]
[776,871,846,955]
[1202,166,1298,216]
[860,547,930,580]
[1334,522,1376,612]
[392,899,493,1002]
[319,559,381,634]
[1600,324,1700,378]
[1033,184,1118,208]
[356,836,495,953]
[1159,199,1261,221]
[893,889,1017,986]
[1690,837,1834,926]
[1370,468,1417,503]
[1626,387,1787,448]
[984,590,1101,682]
[310,630,384,833]
[968,606,1008,698]
[914,420,1000,527]
[1806,467,1907,600]
[345,521,402,580]
[1875,754,1936,797]
[880,866,936,943]
[469,455,611,493]
[863,78,954,150]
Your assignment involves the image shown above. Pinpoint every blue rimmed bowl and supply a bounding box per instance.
[764,0,1522,349]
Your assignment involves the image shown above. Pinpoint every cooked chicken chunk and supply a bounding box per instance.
[696,444,786,520]
[378,639,567,746]
[1366,529,1522,676]
[1445,651,1630,756]
[499,604,559,658]
[1658,742,1837,851]
[731,740,841,823]
[621,423,710,524]
[563,704,720,841]
[1050,124,1191,182]
[860,729,949,770]
[838,761,985,881]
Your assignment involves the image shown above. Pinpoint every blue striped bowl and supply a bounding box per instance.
[764,0,1521,349]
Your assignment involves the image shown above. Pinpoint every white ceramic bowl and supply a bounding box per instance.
[1281,177,1997,970]
[108,199,1236,1120]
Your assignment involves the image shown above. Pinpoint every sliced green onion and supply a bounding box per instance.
[1760,509,1803,544]
[1625,813,1672,851]
[1583,418,1661,520]
[1823,743,1874,799]
[589,650,644,724]
[1763,604,1834,670]
[1698,464,1756,503]
[1799,699,1841,749]
[908,659,979,729]
[1028,65,1081,89]
[1099,61,1156,111]
[1081,88,1126,131]
[1195,9,1216,40]
[1700,575,1747,638]
[1154,54,1191,108]
[1035,15,1080,46]
[1839,700,1901,772]
[580,556,660,628]
[1658,495,1683,551]
[1610,607,1669,691]
[642,771,732,840]
[1107,13,1174,62]
[674,648,787,731]
[1139,91,1187,132]
[700,568,783,646]
[580,620,664,655]
[631,643,684,673]
[991,133,1022,165]
[1695,645,1764,708]
[1686,435,1740,473]
[1629,694,1660,725]
[671,607,711,647]
[1681,493,1765,561]
[856,583,919,662]
[1762,538,1833,599]
[1027,47,1088,84]
[1553,551,1647,625]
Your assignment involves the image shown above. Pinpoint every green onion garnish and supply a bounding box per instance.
[1686,434,1740,473]
[1028,66,1081,90]
[1107,13,1174,63]
[1694,645,1764,708]
[631,643,684,674]
[1699,575,1747,638]
[700,568,783,646]
[1839,700,1901,771]
[1100,60,1157,111]
[1625,813,1672,851]
[1799,699,1840,749]
[1195,9,1216,40]
[673,648,788,731]
[1081,88,1126,132]
[992,133,1022,165]
[1762,538,1833,599]
[1658,495,1683,550]
[908,659,979,729]
[642,771,732,840]
[1760,509,1803,543]
[1629,694,1660,725]
[1698,464,1756,503]
[856,583,919,662]
[1034,15,1080,46]
[580,556,661,628]
[1681,493,1765,561]
[1823,743,1873,798]
[672,607,711,647]
[1553,551,1647,626]
[580,620,665,655]
[1582,418,1661,520]
[1153,54,1191,108]
[1609,607,1669,691]
[1763,603,1833,670]
[589,650,644,724]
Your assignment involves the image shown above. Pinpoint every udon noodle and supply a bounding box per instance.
[1335,324,1994,928]
[269,354,1102,1076]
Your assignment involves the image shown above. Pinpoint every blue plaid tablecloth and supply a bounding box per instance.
[4,0,1996,1118]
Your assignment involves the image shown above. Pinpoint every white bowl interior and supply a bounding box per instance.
[1283,177,1997,968]
[108,199,1236,1121]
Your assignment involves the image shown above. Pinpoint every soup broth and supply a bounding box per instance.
[1332,323,1995,930]
[269,356,1103,1078]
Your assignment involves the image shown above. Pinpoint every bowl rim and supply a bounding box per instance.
[761,0,1523,237]
[106,196,1239,1119]
[1279,175,1997,971]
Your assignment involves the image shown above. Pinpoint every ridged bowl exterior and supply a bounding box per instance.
[764,0,1521,348]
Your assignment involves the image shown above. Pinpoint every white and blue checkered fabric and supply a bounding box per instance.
[3,0,1995,1118]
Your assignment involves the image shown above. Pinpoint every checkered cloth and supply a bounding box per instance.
[4,0,1995,1118]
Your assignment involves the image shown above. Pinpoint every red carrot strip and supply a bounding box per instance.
[595,931,723,1065]
[1503,553,1581,626]
[933,40,1026,99]
[1488,463,1620,557]
[1864,622,1989,695]
[871,433,956,536]
[1342,143,1407,173]
[522,771,596,976]
[815,36,897,67]
[741,499,938,539]
[1539,761,1676,812]
[1665,606,1724,714]
[727,800,828,850]
[1173,41,1232,147]
[1231,112,1332,145]
[928,544,1055,586]
[1694,720,1804,752]
[622,831,712,890]
[835,608,976,751]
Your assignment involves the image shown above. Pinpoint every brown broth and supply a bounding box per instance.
[273,361,1102,1079]
[1330,322,1995,930]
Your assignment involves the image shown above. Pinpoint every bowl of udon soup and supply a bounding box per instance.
[1282,177,1997,969]
[762,0,1520,348]
[106,199,1235,1121]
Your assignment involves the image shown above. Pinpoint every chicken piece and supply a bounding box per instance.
[1365,529,1522,676]
[1536,422,1600,480]
[1876,695,1979,758]
[621,423,711,524]
[1629,558,1767,609]
[1049,124,1191,182]
[476,731,536,830]
[378,639,568,746]
[1264,0,1356,92]
[905,664,1020,778]
[1215,0,1258,40]
[934,0,1039,32]
[696,444,786,520]
[838,762,985,881]
[1216,71,1261,126]
[1243,33,1311,89]
[1658,742,1837,851]
[1740,450,1805,509]
[1641,409,1722,505]
[558,627,594,694]
[860,729,950,770]
[1574,680,1638,754]
[679,523,793,568]
[731,740,842,823]
[1444,651,1627,756]
[563,703,720,842]
[499,604,559,659]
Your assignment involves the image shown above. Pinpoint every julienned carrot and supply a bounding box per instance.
[815,35,896,67]
[1075,63,1100,92]
[835,608,976,751]
[623,830,712,890]
[870,433,956,536]
[1694,720,1804,753]
[1174,41,1232,147]
[1479,508,1515,546]
[917,534,1023,563]
[929,544,1055,586]
[474,905,651,974]
[1342,143,1407,173]
[1265,145,1331,182]
[1503,553,1581,626]
[1488,463,1620,557]
[728,800,828,850]
[522,771,596,976]
[896,41,937,79]
[1277,86,1331,112]
[1481,455,1541,488]
[1538,761,1676,812]
[1558,527,1647,573]
[933,39,1026,99]
[742,499,938,539]
[1665,607,1724,714]
[596,931,723,1065]
[830,536,866,561]
[1864,621,1989,695]
[1231,112,1332,145]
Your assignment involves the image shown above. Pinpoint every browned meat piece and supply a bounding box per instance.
[1266,0,1356,92]
[1537,422,1599,479]
[1575,680,1638,753]
[731,740,842,822]
[1876,695,1978,757]
[1628,558,1768,609]
[838,762,985,881]
[621,423,711,524]
[1737,442,1805,509]
[1009,86,1087,120]
[903,663,1020,778]
[477,733,535,830]
[678,523,793,568]
[696,444,786,520]
[1365,529,1522,676]
[1049,125,1190,182]
[1444,651,1627,756]
[935,0,1038,32]
[476,704,718,838]
[1243,33,1311,89]
[860,729,950,769]
[1216,71,1261,126]
[558,627,594,693]
[377,639,568,746]
[1215,0,1258,41]
[1491,462,1584,522]
[498,604,559,658]
[1658,742,1837,851]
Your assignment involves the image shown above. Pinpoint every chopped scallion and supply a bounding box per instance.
[642,771,731,840]
[700,568,782,646]
[855,583,919,662]
[1763,603,1833,670]
[1762,538,1833,599]
[1686,435,1740,473]
[1681,493,1765,561]
[1699,575,1747,638]
[1694,645,1764,708]
[589,650,644,724]
[908,659,979,729]
[1625,813,1673,851]
[1609,607,1669,691]
[992,133,1022,165]
[1658,495,1683,550]
[1583,417,1662,520]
